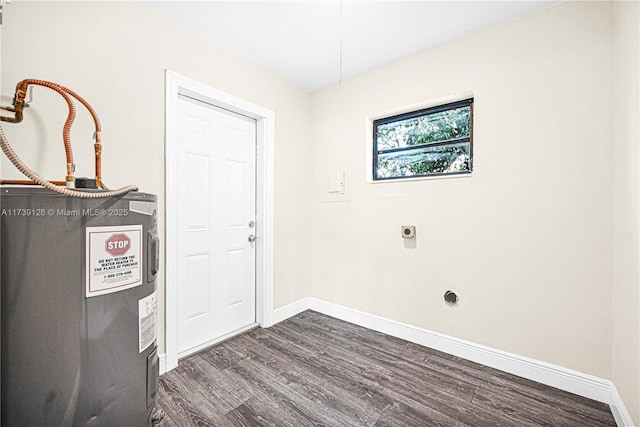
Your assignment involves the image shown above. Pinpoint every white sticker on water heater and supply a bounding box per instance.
[139,291,157,353]
[86,225,143,298]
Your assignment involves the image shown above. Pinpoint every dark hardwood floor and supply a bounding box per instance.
[156,310,616,426]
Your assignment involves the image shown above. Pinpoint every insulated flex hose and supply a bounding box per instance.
[0,123,138,198]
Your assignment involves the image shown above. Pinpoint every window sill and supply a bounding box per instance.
[368,172,473,184]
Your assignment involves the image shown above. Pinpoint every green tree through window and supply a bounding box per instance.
[374,99,473,180]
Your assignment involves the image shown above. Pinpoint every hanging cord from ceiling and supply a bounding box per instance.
[339,0,344,84]
[0,0,6,25]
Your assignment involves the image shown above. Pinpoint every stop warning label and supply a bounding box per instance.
[86,225,143,298]
[105,234,131,256]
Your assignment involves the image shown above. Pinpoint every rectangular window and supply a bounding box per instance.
[373,98,473,180]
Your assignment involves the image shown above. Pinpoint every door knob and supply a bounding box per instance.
[248,235,256,243]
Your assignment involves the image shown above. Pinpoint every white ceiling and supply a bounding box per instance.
[144,1,556,92]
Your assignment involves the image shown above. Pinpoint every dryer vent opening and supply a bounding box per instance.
[444,290,459,306]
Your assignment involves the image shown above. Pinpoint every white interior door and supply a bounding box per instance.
[176,94,257,358]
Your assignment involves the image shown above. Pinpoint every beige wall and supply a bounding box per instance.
[0,1,312,351]
[613,0,640,423]
[3,0,639,417]
[309,1,614,379]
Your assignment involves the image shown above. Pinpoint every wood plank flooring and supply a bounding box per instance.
[156,310,616,426]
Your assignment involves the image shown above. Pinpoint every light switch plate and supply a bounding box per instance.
[328,172,345,194]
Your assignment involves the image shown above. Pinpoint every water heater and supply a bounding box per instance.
[0,79,162,426]
[1,188,160,426]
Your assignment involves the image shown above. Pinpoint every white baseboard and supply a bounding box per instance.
[159,352,167,375]
[273,297,634,426]
[272,298,312,324]
[609,383,636,427]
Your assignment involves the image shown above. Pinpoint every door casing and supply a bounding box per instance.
[164,70,275,373]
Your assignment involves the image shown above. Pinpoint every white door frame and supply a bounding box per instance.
[164,70,275,372]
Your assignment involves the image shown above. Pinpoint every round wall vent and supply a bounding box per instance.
[444,290,459,306]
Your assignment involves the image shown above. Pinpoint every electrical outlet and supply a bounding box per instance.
[401,225,415,238]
